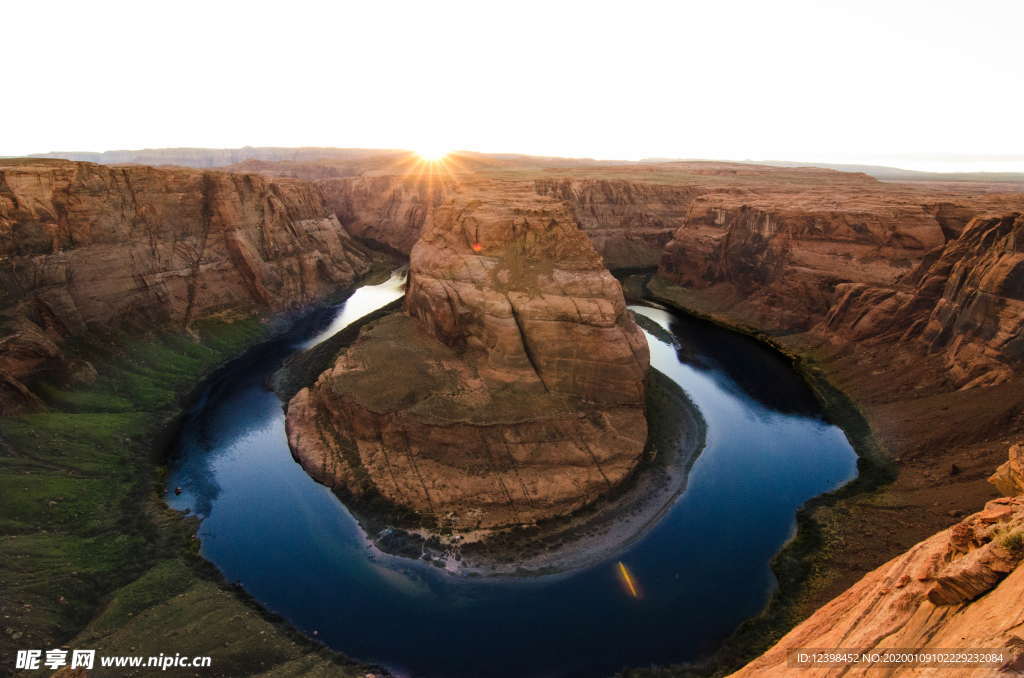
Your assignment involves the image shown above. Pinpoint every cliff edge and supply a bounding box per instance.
[732,444,1024,677]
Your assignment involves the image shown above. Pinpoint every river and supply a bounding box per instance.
[166,271,857,678]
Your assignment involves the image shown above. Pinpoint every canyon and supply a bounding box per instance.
[820,212,1024,389]
[653,177,1023,390]
[2,150,1024,677]
[296,160,1024,674]
[239,157,1024,673]
[0,158,373,414]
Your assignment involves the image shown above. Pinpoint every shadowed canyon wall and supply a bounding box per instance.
[316,175,454,256]
[0,159,372,413]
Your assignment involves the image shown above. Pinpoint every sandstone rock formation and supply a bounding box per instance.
[285,178,650,533]
[318,174,698,268]
[534,179,700,269]
[0,159,371,413]
[991,444,1024,497]
[316,175,454,255]
[823,212,1024,388]
[733,445,1024,677]
[648,164,1022,386]
[404,181,649,404]
[658,175,957,329]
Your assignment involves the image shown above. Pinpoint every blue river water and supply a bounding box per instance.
[166,273,857,678]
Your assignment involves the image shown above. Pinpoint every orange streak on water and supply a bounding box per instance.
[617,561,640,598]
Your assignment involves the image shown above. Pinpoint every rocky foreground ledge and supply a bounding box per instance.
[732,444,1024,677]
[284,178,651,539]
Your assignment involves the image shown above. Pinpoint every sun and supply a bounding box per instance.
[414,145,451,163]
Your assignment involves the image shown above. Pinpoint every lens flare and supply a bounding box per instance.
[617,561,640,598]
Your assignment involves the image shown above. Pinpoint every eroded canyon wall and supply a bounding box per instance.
[534,178,700,269]
[658,195,956,330]
[319,175,698,270]
[823,212,1024,389]
[316,175,454,255]
[0,159,371,413]
[653,175,1023,386]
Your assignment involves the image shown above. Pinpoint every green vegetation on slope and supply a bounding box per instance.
[1,316,375,677]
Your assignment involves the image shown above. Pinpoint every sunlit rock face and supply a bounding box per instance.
[991,444,1024,497]
[732,444,1024,678]
[286,178,650,533]
[404,180,649,406]
[0,159,371,414]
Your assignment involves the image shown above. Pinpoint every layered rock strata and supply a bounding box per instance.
[0,159,371,413]
[649,166,1022,387]
[659,190,955,330]
[285,179,650,532]
[316,175,454,255]
[534,179,700,269]
[823,212,1024,388]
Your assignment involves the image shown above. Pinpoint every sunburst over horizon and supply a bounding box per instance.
[414,146,452,163]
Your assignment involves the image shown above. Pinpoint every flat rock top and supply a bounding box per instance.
[321,313,578,425]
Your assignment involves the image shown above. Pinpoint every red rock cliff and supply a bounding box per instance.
[316,175,455,255]
[651,166,1023,386]
[534,178,700,269]
[0,159,371,412]
[658,188,956,329]
[824,212,1024,388]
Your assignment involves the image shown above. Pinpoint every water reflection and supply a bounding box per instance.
[166,277,857,678]
[303,267,407,349]
[171,269,406,518]
[634,306,822,417]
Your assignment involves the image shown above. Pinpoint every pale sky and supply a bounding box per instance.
[7,0,1024,172]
